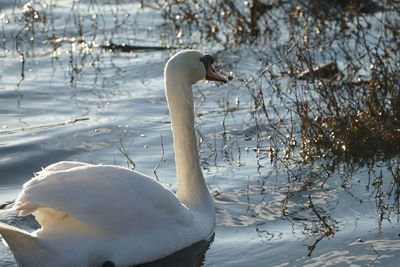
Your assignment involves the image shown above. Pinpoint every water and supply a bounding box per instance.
[1,1,400,266]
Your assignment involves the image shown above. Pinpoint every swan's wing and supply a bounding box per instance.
[14,161,193,237]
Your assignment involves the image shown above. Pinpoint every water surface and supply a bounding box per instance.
[1,1,399,266]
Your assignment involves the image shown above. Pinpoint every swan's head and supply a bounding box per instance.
[165,50,227,85]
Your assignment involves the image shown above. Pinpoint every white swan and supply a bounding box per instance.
[0,50,227,267]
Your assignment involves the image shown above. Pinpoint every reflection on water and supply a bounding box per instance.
[137,235,213,267]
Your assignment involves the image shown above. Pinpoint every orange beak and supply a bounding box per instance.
[206,64,227,83]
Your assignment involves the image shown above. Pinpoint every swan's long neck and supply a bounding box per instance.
[165,76,213,212]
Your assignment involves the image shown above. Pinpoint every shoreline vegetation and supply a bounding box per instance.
[155,0,400,253]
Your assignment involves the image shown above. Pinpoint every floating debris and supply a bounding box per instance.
[0,118,89,135]
[297,62,342,80]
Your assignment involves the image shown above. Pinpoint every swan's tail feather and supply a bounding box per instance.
[0,222,51,265]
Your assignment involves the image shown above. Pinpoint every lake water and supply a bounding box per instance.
[1,1,399,266]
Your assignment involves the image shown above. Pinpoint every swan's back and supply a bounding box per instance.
[15,161,194,238]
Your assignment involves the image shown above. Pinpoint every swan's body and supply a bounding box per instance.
[0,50,227,266]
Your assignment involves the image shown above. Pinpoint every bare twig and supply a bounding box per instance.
[118,137,136,170]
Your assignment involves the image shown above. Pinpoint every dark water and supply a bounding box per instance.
[1,1,399,266]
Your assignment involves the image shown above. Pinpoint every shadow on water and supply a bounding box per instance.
[136,235,213,267]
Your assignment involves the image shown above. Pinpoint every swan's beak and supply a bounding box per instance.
[199,54,227,83]
[206,65,228,83]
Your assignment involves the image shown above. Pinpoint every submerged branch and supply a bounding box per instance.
[101,42,176,52]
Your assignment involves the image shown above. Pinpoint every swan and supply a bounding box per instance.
[0,50,227,267]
